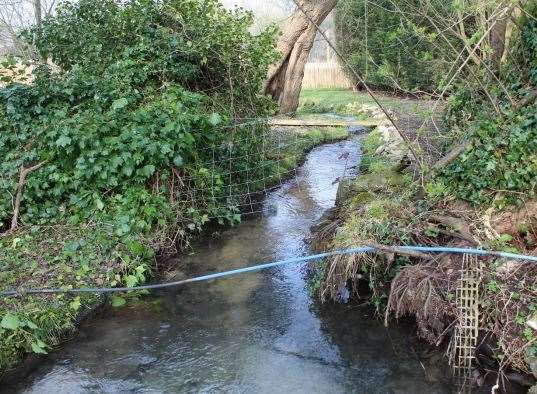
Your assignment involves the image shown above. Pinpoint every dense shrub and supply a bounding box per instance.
[0,0,278,235]
[335,0,455,93]
[0,0,281,370]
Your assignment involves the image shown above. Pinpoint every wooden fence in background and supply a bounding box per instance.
[302,62,354,89]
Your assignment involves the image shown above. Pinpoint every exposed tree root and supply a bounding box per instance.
[386,260,458,344]
[428,214,478,245]
[316,196,537,378]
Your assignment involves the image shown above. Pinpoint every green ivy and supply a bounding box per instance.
[0,0,278,233]
[0,0,279,371]
[440,9,537,206]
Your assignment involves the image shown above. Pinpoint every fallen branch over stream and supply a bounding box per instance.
[428,214,478,245]
[371,243,433,260]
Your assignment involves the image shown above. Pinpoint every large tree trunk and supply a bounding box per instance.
[264,0,336,114]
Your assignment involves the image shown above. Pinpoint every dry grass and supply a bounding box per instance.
[386,256,459,344]
[317,194,537,374]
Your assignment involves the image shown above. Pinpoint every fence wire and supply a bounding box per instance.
[165,115,355,221]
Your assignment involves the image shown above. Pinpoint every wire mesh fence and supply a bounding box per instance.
[164,119,356,222]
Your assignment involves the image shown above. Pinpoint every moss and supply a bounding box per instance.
[312,126,419,306]
[353,173,388,192]
[351,191,376,205]
[281,156,298,170]
[360,130,386,172]
[363,129,383,153]
[365,200,390,220]
[305,126,349,143]
[306,128,323,142]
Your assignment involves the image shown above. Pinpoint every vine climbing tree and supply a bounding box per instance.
[264,0,337,114]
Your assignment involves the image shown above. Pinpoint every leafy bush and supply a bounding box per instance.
[440,8,537,206]
[441,105,537,205]
[504,5,537,87]
[0,0,278,235]
[0,0,279,370]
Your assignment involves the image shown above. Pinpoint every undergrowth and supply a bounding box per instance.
[0,225,151,368]
[314,46,537,374]
[316,129,419,307]
[315,125,537,376]
[438,9,537,208]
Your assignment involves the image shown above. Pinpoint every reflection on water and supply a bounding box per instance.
[6,137,453,393]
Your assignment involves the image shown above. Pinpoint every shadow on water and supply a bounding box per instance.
[6,136,455,394]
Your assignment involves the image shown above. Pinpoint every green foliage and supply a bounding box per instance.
[263,127,349,184]
[0,0,279,372]
[359,129,383,172]
[320,142,418,309]
[440,8,537,206]
[305,127,349,144]
[335,0,456,92]
[34,0,277,93]
[441,94,537,206]
[363,129,382,153]
[0,223,152,371]
[424,179,448,201]
[504,4,537,87]
[0,0,278,233]
[307,260,328,296]
[0,57,32,85]
[489,233,520,253]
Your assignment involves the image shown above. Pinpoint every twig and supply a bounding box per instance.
[429,214,476,244]
[437,228,478,245]
[6,160,47,233]
[426,140,472,180]
[514,90,537,110]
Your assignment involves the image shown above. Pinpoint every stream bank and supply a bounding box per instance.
[0,126,348,379]
[309,105,536,393]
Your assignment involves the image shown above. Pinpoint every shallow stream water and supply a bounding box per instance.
[6,137,454,393]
